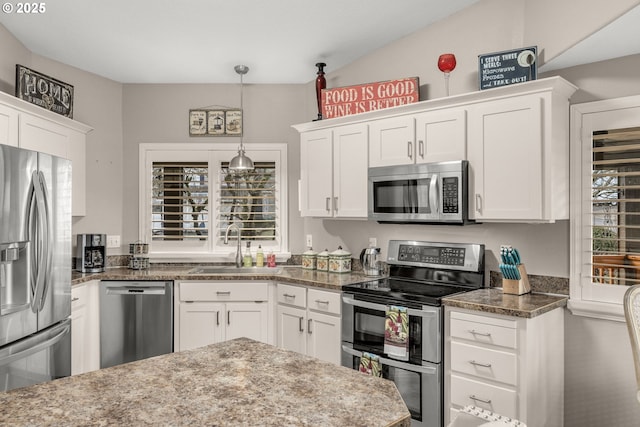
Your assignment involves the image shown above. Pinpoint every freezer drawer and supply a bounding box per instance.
[99,281,173,369]
[0,319,71,392]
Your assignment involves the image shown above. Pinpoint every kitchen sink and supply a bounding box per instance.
[188,266,282,275]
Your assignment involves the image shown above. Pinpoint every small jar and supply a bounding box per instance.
[302,247,318,270]
[329,246,351,273]
[316,249,330,271]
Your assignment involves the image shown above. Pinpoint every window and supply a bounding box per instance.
[140,143,288,260]
[570,96,640,321]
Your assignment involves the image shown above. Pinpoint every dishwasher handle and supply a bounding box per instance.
[105,285,167,295]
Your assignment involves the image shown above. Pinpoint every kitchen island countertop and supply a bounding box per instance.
[0,338,410,426]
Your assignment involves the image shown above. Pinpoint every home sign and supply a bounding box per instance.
[15,65,74,118]
[321,77,419,119]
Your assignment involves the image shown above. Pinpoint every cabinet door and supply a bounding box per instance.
[307,310,341,365]
[333,123,368,218]
[178,302,224,351]
[467,96,543,221]
[71,284,88,375]
[369,116,415,167]
[300,129,333,217]
[225,302,269,343]
[415,108,466,163]
[0,104,18,147]
[277,304,307,355]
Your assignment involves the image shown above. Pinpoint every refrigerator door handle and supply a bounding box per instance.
[0,322,70,367]
[30,171,52,313]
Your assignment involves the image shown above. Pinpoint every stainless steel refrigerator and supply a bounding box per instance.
[0,143,71,392]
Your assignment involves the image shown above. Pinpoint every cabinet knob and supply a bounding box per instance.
[326,197,331,212]
[469,360,492,368]
[475,194,483,213]
[469,395,492,404]
[418,140,424,158]
[468,329,491,337]
[407,141,413,159]
[299,316,304,332]
[307,318,312,335]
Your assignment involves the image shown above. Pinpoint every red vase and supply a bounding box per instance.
[315,62,326,120]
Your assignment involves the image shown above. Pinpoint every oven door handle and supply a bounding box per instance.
[341,294,438,318]
[341,344,437,375]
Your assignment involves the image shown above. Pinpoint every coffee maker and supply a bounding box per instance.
[77,234,106,273]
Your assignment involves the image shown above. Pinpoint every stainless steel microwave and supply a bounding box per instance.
[368,160,471,224]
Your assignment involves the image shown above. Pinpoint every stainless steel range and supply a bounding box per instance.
[341,240,485,427]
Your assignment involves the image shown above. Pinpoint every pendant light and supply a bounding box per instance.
[229,64,254,172]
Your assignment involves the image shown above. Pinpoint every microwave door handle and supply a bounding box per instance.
[429,174,438,214]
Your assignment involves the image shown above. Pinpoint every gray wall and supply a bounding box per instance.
[2,0,640,424]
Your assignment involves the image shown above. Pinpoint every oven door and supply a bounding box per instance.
[341,343,441,427]
[341,293,441,364]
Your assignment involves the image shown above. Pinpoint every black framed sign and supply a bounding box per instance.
[15,64,74,118]
[478,46,537,90]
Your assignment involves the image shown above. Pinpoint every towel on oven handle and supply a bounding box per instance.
[358,352,382,377]
[384,305,409,361]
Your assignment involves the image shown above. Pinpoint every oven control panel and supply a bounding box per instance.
[387,240,484,272]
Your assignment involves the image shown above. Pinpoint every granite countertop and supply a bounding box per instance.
[72,266,372,291]
[0,338,410,427]
[442,288,568,318]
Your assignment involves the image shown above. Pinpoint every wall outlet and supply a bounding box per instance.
[306,234,313,248]
[369,237,377,247]
[107,235,121,248]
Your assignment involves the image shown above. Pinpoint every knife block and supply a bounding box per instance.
[502,264,531,295]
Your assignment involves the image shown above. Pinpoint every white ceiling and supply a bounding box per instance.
[2,1,638,84]
[0,0,480,84]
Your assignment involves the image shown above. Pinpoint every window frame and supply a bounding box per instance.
[139,142,289,262]
[570,95,640,322]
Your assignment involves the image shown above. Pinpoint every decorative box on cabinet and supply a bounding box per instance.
[276,283,341,365]
[0,91,92,216]
[444,307,564,427]
[466,77,577,222]
[174,281,272,351]
[71,280,100,375]
[297,123,368,218]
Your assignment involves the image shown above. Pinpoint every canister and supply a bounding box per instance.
[302,247,318,270]
[329,246,351,273]
[316,249,330,271]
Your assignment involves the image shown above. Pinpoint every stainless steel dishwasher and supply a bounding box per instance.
[99,281,173,369]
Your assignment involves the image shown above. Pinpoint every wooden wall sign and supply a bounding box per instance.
[15,65,74,118]
[321,77,419,119]
[478,46,537,90]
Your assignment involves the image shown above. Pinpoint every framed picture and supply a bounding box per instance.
[189,110,207,136]
[188,108,242,136]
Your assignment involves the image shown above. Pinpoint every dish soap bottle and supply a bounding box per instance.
[243,241,253,267]
[256,245,264,267]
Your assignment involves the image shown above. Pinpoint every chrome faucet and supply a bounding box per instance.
[224,223,242,267]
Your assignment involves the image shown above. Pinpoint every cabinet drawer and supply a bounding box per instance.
[450,311,517,349]
[277,283,307,308]
[307,288,341,315]
[71,284,87,309]
[450,341,517,386]
[180,282,268,302]
[450,374,517,419]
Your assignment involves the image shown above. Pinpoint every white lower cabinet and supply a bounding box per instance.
[276,283,341,365]
[445,306,564,427]
[71,280,100,375]
[175,281,272,352]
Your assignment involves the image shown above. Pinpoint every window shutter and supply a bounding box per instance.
[152,162,209,241]
[590,127,640,286]
[218,161,276,242]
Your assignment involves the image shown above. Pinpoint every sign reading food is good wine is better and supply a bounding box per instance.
[321,77,419,119]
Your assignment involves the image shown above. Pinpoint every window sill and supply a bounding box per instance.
[147,252,293,264]
[567,299,625,322]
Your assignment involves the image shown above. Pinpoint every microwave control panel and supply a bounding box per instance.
[441,176,459,214]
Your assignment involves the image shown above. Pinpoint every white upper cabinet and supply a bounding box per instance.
[299,123,368,218]
[415,108,467,163]
[467,78,577,222]
[0,91,92,216]
[368,116,415,167]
